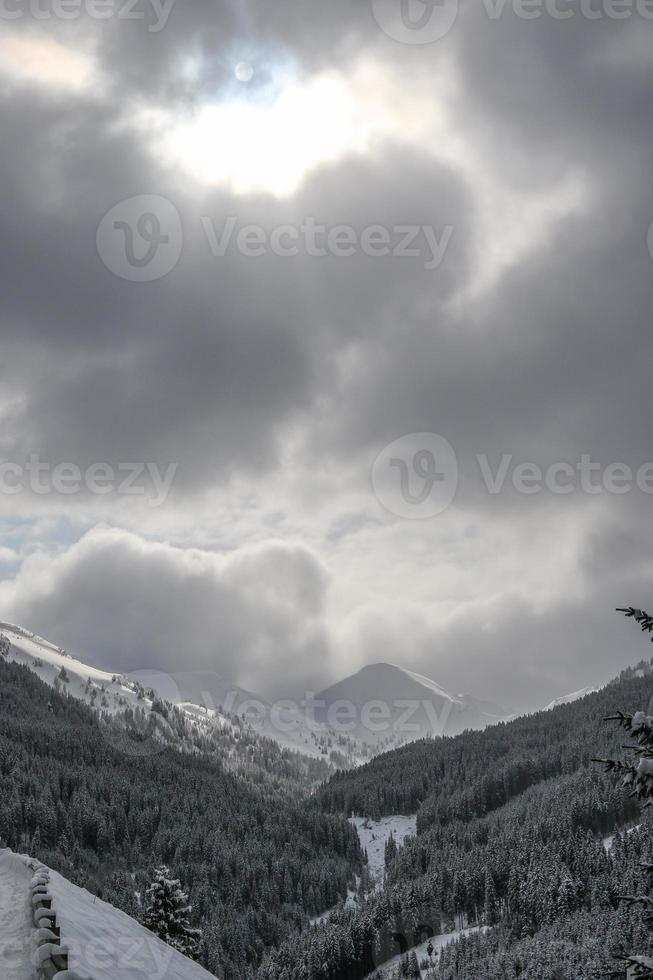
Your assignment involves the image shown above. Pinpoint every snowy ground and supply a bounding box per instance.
[310,815,418,928]
[362,926,483,979]
[603,824,641,853]
[347,817,483,977]
[350,814,417,887]
[47,861,215,980]
[0,850,33,980]
[0,847,214,980]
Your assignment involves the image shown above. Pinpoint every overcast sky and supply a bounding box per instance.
[0,0,652,709]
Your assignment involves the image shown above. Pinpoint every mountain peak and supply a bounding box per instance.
[316,660,508,744]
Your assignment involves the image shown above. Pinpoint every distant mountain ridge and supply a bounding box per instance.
[0,624,509,759]
[543,684,601,711]
[0,622,354,773]
[315,661,508,744]
[0,620,610,759]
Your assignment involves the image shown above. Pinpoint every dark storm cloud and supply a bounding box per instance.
[319,193,653,480]
[413,588,653,713]
[1,118,471,487]
[1,0,653,707]
[3,527,334,697]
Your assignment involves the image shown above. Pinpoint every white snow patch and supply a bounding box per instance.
[45,861,215,980]
[388,665,462,705]
[543,686,600,711]
[603,824,641,853]
[0,849,34,980]
[363,926,484,979]
[350,814,417,887]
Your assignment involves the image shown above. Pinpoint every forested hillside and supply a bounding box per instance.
[319,661,653,821]
[257,661,653,979]
[4,644,653,979]
[0,658,361,979]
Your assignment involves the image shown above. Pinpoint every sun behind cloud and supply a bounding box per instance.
[156,71,377,198]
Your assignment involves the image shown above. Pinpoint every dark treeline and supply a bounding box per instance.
[65,663,337,790]
[259,777,650,979]
[3,649,653,979]
[433,901,649,980]
[0,658,361,979]
[256,662,653,979]
[319,662,653,821]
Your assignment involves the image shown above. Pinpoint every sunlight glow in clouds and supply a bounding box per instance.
[159,71,382,197]
[140,57,589,296]
[0,33,95,91]
[145,59,458,198]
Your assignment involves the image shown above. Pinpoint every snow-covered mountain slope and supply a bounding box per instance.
[0,621,185,719]
[0,848,214,980]
[0,623,507,761]
[315,662,508,746]
[0,623,365,767]
[543,685,600,711]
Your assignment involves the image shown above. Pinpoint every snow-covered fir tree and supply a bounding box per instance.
[384,832,398,868]
[142,865,202,959]
[600,606,653,978]
[484,869,499,926]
